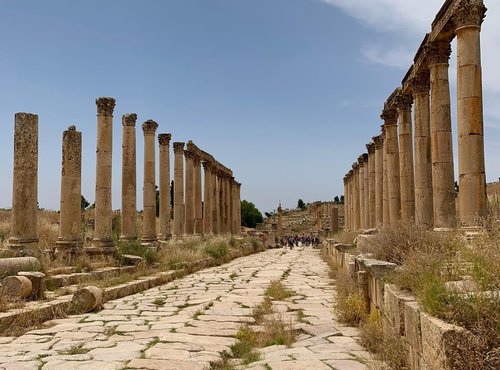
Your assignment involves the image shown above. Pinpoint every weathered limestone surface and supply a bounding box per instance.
[56,126,82,259]
[142,120,158,244]
[373,136,383,227]
[7,113,39,255]
[382,132,390,227]
[92,97,116,252]
[1,275,33,298]
[71,286,104,314]
[121,114,138,241]
[0,249,370,369]
[158,134,172,240]
[184,150,195,235]
[0,257,41,277]
[194,156,203,235]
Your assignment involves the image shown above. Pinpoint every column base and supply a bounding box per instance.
[55,238,83,264]
[119,235,138,242]
[5,238,40,257]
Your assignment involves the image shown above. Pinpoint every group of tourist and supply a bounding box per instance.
[279,235,320,249]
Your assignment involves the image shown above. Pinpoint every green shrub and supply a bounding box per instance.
[204,240,229,261]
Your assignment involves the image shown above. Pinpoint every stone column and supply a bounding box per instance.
[56,125,82,260]
[92,97,116,253]
[382,108,401,223]
[184,150,195,235]
[235,182,241,235]
[316,209,321,231]
[141,120,158,244]
[210,166,218,233]
[7,113,39,255]
[193,155,203,235]
[382,131,390,226]
[396,94,416,221]
[231,179,238,234]
[357,157,366,230]
[202,161,212,234]
[330,207,339,234]
[173,142,185,236]
[348,171,354,230]
[158,133,172,240]
[411,72,434,229]
[373,136,384,227]
[426,41,456,230]
[367,143,376,229]
[218,174,226,233]
[120,114,137,241]
[227,177,233,234]
[343,177,349,231]
[362,152,370,228]
[455,2,487,227]
[352,163,360,230]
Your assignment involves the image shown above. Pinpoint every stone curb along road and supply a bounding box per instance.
[0,248,370,370]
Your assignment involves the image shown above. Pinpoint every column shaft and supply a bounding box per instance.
[8,113,39,254]
[455,6,487,227]
[158,134,172,240]
[173,142,185,236]
[184,151,195,235]
[210,169,218,233]
[397,95,416,220]
[358,160,365,230]
[428,41,456,229]
[92,97,115,252]
[57,126,82,259]
[121,114,137,241]
[142,120,158,243]
[383,108,401,223]
[373,136,384,227]
[194,156,203,235]
[203,162,212,234]
[363,155,369,228]
[382,133,390,226]
[412,73,434,229]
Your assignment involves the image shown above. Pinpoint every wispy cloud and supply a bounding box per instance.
[361,45,414,69]
[318,0,500,94]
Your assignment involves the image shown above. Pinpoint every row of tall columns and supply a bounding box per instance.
[343,0,487,231]
[4,96,242,258]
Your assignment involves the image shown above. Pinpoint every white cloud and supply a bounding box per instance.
[319,0,500,94]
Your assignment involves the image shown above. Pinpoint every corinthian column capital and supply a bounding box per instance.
[122,113,137,127]
[395,94,413,112]
[425,41,452,65]
[173,142,185,153]
[158,133,172,146]
[96,97,116,116]
[380,108,398,125]
[410,71,430,94]
[454,0,486,29]
[142,120,158,135]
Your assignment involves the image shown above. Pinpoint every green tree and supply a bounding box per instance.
[241,200,263,228]
[333,196,340,203]
[297,199,306,210]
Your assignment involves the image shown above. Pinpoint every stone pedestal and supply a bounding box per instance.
[120,114,138,241]
[56,126,82,261]
[184,150,195,235]
[373,136,384,227]
[427,41,456,229]
[382,108,401,223]
[158,134,172,240]
[173,142,185,237]
[396,94,415,221]
[194,156,203,235]
[141,120,158,244]
[411,73,434,229]
[91,97,116,254]
[7,113,39,256]
[202,161,212,234]
[455,4,487,227]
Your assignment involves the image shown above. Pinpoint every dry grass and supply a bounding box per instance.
[264,280,294,300]
[334,269,367,326]
[333,230,360,245]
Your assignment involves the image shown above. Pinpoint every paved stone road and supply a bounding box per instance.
[0,248,369,370]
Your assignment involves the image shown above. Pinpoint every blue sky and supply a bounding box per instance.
[0,0,499,214]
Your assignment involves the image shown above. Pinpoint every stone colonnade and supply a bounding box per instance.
[343,0,487,232]
[308,201,340,235]
[3,97,242,258]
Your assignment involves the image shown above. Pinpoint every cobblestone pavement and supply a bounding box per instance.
[0,248,369,370]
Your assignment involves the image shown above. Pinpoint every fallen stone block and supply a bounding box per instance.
[18,271,46,300]
[70,286,103,313]
[0,257,41,277]
[1,275,33,298]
